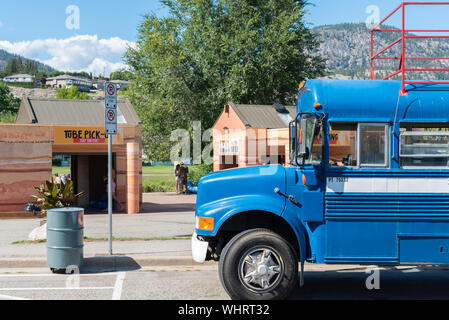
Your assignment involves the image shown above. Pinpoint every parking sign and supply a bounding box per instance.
[105,82,117,135]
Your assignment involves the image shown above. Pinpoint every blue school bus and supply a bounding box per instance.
[191,79,449,299]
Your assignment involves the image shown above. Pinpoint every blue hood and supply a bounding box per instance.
[195,165,288,235]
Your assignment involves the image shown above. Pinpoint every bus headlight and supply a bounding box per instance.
[196,216,214,231]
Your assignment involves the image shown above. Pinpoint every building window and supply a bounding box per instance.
[400,125,449,168]
[359,124,389,167]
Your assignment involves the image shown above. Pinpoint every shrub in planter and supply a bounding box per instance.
[32,179,84,212]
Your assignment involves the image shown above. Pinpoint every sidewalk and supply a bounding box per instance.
[0,193,205,269]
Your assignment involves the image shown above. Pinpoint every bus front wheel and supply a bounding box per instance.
[218,229,298,300]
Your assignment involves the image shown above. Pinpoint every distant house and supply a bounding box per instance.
[92,79,106,90]
[3,74,36,86]
[46,75,93,92]
[110,80,131,90]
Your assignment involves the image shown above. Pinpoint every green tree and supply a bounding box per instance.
[5,58,20,75]
[110,69,132,81]
[56,86,92,100]
[0,82,20,123]
[125,0,325,160]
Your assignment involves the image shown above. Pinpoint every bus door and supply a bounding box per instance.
[286,114,325,224]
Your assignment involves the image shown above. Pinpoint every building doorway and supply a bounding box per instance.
[68,154,115,209]
[219,155,238,170]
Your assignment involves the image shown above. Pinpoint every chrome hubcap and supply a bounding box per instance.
[239,247,284,292]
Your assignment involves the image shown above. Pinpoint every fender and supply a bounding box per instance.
[196,192,309,266]
[195,194,286,237]
[281,205,309,265]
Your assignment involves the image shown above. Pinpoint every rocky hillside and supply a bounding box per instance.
[314,23,449,80]
[0,49,53,73]
[8,86,57,99]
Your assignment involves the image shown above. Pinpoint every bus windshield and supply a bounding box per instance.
[295,115,323,166]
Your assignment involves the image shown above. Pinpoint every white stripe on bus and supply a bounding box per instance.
[326,177,449,194]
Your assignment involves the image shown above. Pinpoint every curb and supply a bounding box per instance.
[0,255,214,269]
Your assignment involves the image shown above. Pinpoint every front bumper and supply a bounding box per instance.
[191,232,209,263]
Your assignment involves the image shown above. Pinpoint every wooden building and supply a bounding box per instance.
[213,102,296,172]
[0,97,142,215]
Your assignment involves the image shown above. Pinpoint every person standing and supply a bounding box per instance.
[179,162,189,194]
[175,164,181,194]
[104,170,123,211]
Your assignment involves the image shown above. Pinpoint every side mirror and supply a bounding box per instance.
[289,121,296,163]
[298,118,307,155]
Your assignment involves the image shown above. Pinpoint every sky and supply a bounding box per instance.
[0,0,449,76]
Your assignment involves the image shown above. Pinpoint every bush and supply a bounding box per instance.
[0,111,17,123]
[187,164,213,185]
[1,81,35,89]
[32,179,84,212]
[143,180,176,193]
[52,158,62,166]
[56,85,92,100]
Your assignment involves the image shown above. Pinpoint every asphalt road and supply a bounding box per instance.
[2,264,449,300]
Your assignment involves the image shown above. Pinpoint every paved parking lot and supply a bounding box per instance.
[0,271,126,300]
[0,265,225,300]
[2,264,449,300]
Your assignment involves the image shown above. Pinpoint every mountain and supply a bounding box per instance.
[0,49,54,74]
[313,23,449,80]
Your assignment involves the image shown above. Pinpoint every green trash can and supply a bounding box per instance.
[46,208,84,272]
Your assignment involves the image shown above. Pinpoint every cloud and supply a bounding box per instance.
[0,35,136,76]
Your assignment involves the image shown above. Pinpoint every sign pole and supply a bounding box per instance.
[108,133,113,255]
[105,82,118,256]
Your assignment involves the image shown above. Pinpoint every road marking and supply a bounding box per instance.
[0,294,30,300]
[112,272,126,300]
[401,268,421,273]
[0,272,122,277]
[0,287,113,291]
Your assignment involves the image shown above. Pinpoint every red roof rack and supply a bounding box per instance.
[370,2,449,95]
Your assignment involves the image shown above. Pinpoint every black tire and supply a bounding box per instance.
[50,268,66,274]
[219,229,298,300]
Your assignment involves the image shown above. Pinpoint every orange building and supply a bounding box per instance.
[213,102,296,171]
[0,98,142,215]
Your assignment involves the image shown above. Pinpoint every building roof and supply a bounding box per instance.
[4,74,35,79]
[229,102,296,129]
[16,97,141,125]
[46,75,92,82]
[110,80,130,84]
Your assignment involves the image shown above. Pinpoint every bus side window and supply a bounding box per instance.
[359,124,389,167]
[329,123,358,167]
[400,124,449,168]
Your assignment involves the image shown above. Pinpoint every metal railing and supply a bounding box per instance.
[370,2,449,94]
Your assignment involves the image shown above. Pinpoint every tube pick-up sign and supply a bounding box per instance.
[54,126,123,144]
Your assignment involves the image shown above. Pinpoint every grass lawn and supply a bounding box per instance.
[52,165,208,193]
[142,165,174,182]
[52,165,175,182]
[52,166,71,175]
[142,165,176,192]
